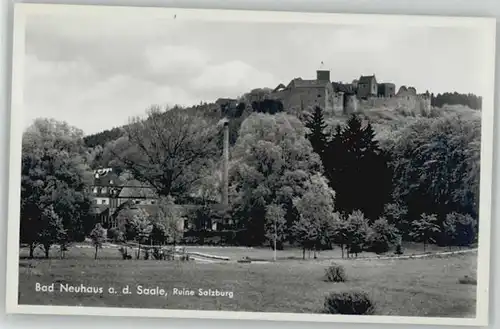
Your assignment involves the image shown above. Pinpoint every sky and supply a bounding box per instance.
[23,11,488,135]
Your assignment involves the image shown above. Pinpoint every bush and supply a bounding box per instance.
[325,263,347,282]
[323,291,375,315]
[107,227,124,243]
[458,275,477,285]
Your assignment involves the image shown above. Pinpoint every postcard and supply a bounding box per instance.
[5,3,496,326]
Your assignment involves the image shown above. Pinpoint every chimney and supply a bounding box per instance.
[221,121,229,207]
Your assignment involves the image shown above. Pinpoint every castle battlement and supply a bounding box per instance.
[268,70,431,116]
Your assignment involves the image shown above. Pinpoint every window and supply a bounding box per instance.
[151,200,156,205]
[135,200,140,204]
[102,187,107,194]
[110,180,114,185]
[93,187,98,194]
[102,199,108,205]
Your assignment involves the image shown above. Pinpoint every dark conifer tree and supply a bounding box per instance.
[324,114,393,221]
[305,106,328,159]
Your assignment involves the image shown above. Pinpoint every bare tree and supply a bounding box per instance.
[112,106,221,198]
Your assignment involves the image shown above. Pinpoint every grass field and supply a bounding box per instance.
[18,245,477,317]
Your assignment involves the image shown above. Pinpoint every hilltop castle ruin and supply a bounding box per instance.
[266,70,431,116]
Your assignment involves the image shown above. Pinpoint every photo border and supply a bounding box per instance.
[5,3,497,326]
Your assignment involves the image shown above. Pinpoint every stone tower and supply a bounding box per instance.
[316,70,331,82]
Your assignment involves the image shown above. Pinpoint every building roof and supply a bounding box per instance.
[273,83,287,92]
[288,78,329,89]
[358,75,377,84]
[93,169,122,187]
[92,204,110,215]
[118,179,158,199]
[127,203,202,219]
[130,204,160,217]
[92,186,121,198]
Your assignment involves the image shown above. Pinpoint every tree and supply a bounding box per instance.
[409,214,441,252]
[154,196,184,247]
[431,92,482,110]
[324,115,393,220]
[112,106,221,198]
[21,119,94,258]
[306,106,328,158]
[115,207,140,241]
[383,203,409,239]
[292,174,336,259]
[330,213,349,258]
[89,223,106,259]
[345,210,371,258]
[37,206,67,259]
[83,126,125,148]
[442,214,458,250]
[291,213,320,260]
[456,213,477,247]
[367,217,398,254]
[229,112,323,246]
[150,222,168,245]
[115,207,154,259]
[265,203,286,260]
[443,212,477,248]
[107,227,124,243]
[115,207,153,255]
[388,116,480,227]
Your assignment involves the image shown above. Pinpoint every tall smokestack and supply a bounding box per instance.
[222,121,229,207]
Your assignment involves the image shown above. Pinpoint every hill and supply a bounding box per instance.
[82,87,481,171]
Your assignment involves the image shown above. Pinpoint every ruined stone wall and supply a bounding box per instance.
[344,94,359,114]
[420,96,431,116]
[272,87,330,114]
[269,84,431,118]
[333,93,344,114]
[324,84,335,114]
[357,94,430,115]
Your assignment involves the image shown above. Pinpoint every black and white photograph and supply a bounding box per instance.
[5,3,496,326]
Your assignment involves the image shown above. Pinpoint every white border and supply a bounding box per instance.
[5,3,497,326]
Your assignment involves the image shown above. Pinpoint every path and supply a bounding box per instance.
[71,242,477,264]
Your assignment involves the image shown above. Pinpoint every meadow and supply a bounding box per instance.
[18,245,477,317]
